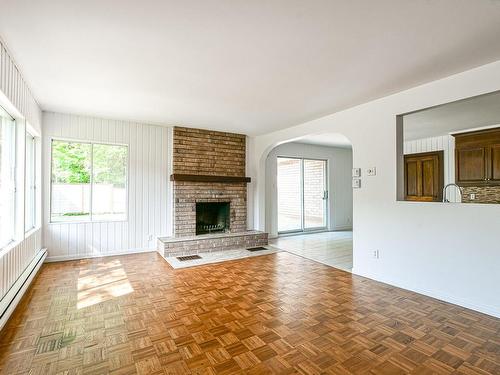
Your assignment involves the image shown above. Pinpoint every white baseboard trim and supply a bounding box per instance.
[0,248,47,332]
[45,247,156,263]
[351,268,500,319]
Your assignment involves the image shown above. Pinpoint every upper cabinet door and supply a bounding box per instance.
[404,151,444,202]
[421,157,438,198]
[488,144,500,183]
[453,128,500,186]
[405,159,420,200]
[456,147,487,184]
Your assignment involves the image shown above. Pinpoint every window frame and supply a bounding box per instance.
[25,131,37,232]
[49,137,129,224]
[0,105,17,250]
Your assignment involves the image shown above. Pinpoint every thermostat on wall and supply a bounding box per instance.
[352,168,361,177]
[352,178,361,189]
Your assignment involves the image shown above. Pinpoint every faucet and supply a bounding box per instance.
[442,183,463,203]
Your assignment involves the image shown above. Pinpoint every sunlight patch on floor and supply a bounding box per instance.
[77,259,133,309]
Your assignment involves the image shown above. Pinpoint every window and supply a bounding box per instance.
[51,140,128,222]
[25,132,36,231]
[0,106,16,248]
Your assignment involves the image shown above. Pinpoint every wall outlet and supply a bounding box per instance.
[367,167,376,176]
[372,250,380,259]
[352,178,361,189]
[470,193,476,200]
[352,168,361,177]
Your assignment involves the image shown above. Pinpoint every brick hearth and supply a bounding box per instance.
[158,231,268,257]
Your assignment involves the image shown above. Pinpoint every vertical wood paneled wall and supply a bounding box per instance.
[43,112,172,261]
[404,135,458,202]
[0,38,41,131]
[0,38,43,307]
[0,230,42,301]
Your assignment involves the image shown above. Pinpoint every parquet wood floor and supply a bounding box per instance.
[0,251,498,374]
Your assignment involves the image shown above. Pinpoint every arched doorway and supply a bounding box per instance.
[263,133,354,272]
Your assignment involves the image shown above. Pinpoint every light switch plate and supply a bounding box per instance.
[352,178,361,188]
[352,168,361,177]
[367,167,376,176]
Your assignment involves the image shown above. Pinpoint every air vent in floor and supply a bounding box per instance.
[246,246,268,252]
[176,255,202,261]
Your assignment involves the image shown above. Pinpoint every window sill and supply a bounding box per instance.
[0,240,17,257]
[48,219,128,225]
[0,227,42,257]
[25,227,40,238]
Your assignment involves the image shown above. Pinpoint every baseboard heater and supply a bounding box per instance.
[0,248,47,332]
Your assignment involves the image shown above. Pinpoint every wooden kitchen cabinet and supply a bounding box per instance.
[453,128,500,186]
[404,151,444,202]
[488,144,500,183]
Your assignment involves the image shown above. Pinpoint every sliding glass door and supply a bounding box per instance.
[277,157,302,232]
[304,159,327,229]
[277,157,327,233]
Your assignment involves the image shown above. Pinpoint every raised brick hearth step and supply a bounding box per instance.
[157,231,269,258]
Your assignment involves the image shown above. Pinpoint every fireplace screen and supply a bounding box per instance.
[196,202,230,235]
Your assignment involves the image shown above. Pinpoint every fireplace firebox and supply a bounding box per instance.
[196,202,230,235]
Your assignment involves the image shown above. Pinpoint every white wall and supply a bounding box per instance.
[404,135,458,202]
[265,142,352,237]
[248,60,500,318]
[43,112,172,261]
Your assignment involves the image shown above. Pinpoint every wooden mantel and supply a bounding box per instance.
[170,174,251,183]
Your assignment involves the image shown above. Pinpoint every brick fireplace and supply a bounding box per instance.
[173,181,247,237]
[158,127,268,258]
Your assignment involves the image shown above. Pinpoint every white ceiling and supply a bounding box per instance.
[1,1,500,135]
[404,90,500,140]
[294,133,352,148]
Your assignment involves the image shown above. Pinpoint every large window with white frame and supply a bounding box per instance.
[50,139,128,222]
[0,106,16,248]
[25,132,36,232]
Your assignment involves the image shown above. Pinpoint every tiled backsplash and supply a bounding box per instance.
[462,186,500,204]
